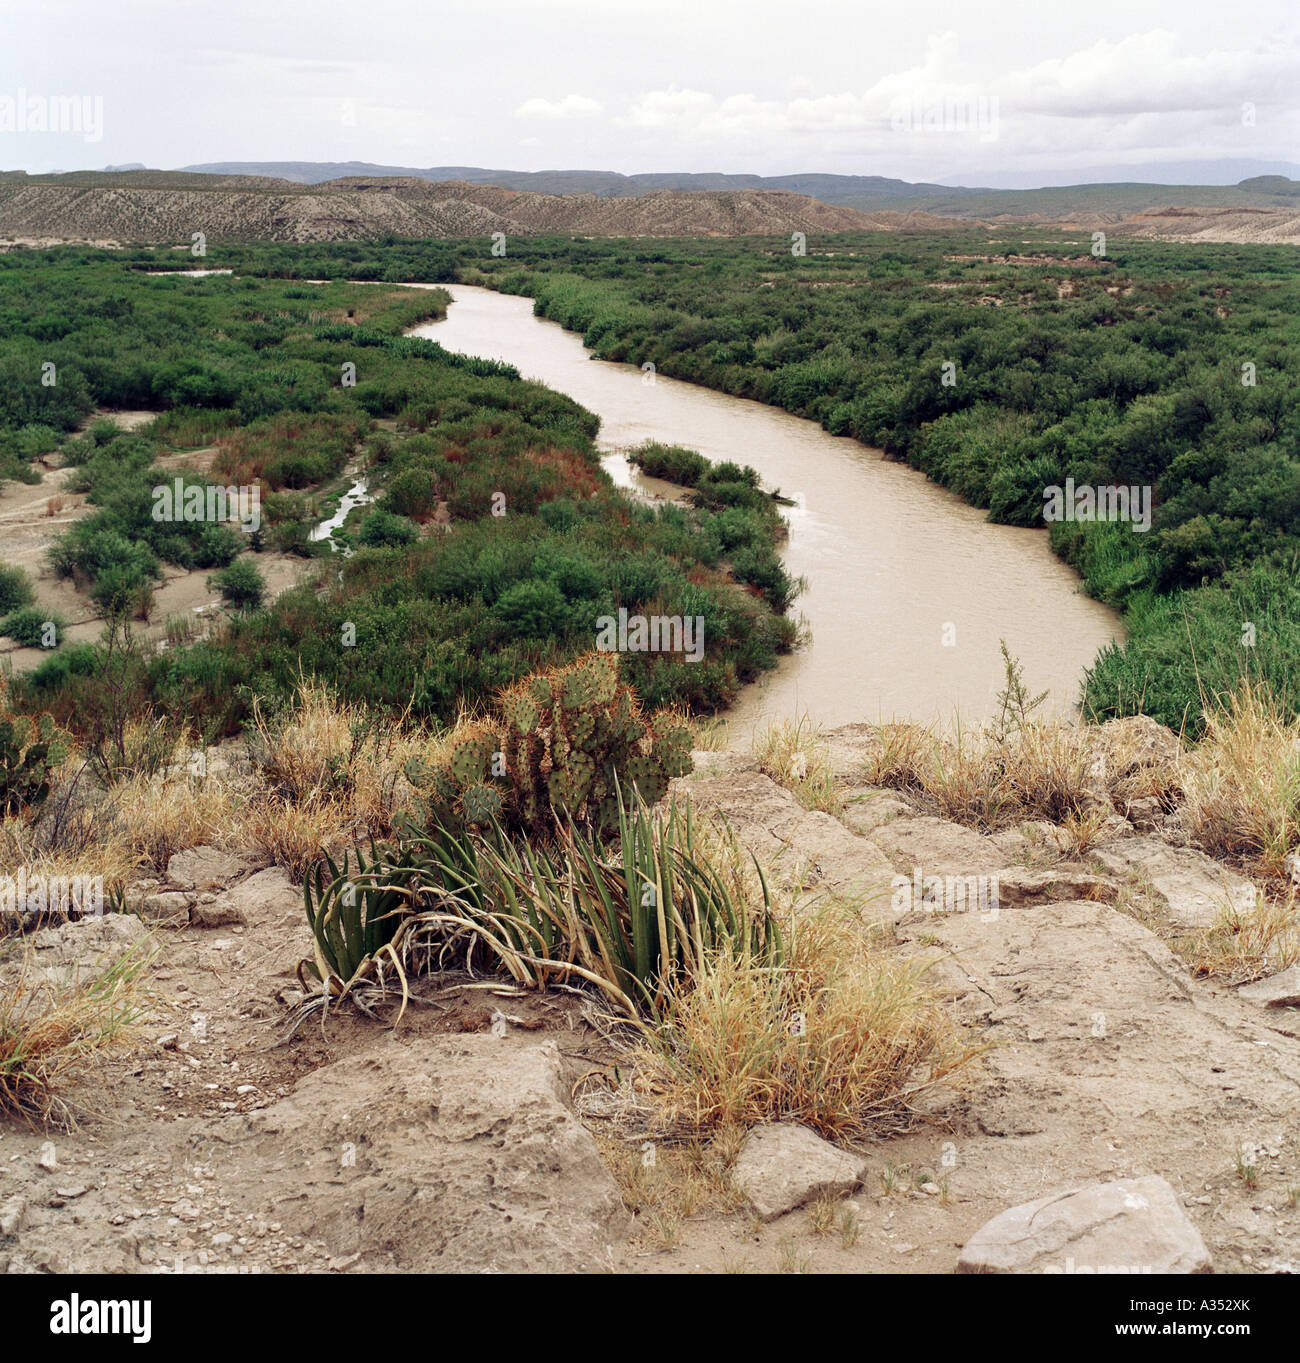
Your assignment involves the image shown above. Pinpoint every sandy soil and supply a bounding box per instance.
[0,413,314,671]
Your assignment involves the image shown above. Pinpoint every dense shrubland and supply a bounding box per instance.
[0,249,795,741]
[109,230,1298,734]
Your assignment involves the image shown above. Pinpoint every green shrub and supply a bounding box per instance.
[0,564,34,615]
[0,608,63,648]
[358,508,418,548]
[211,559,265,610]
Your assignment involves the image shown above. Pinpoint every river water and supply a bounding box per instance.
[414,284,1119,736]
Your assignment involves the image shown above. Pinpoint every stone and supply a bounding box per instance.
[28,913,149,969]
[731,1122,868,1221]
[675,770,900,921]
[139,891,193,925]
[839,790,914,836]
[0,1196,27,1238]
[870,816,1005,877]
[196,1037,630,1272]
[1238,966,1300,1009]
[992,866,1119,908]
[1093,837,1259,929]
[166,846,257,892]
[957,1176,1212,1274]
[189,898,248,929]
[215,867,302,923]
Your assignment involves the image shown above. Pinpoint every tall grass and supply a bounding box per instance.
[631,904,981,1140]
[0,945,151,1125]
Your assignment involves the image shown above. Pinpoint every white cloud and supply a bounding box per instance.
[514,94,603,120]
[613,30,1300,168]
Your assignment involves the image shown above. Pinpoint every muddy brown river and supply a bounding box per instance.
[415,284,1120,737]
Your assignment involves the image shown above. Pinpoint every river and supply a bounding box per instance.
[413,283,1119,737]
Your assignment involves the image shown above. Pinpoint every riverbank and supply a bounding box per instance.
[418,282,1120,733]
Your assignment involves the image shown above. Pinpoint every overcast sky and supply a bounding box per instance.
[2,0,1297,184]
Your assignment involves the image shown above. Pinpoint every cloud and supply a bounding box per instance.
[514,94,603,120]
[617,31,1299,138]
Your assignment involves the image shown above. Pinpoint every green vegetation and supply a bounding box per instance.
[0,608,63,648]
[211,559,265,610]
[446,231,1297,734]
[302,786,782,1020]
[0,674,68,815]
[404,651,693,838]
[0,249,795,745]
[0,564,34,615]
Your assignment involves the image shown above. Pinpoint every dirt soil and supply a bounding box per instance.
[1,728,1298,1274]
[0,410,312,671]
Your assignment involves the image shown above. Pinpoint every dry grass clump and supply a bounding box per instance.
[861,713,1183,834]
[1180,683,1300,881]
[631,903,981,1141]
[112,771,237,873]
[753,716,840,814]
[241,792,353,881]
[1186,888,1300,983]
[250,679,424,836]
[598,1129,746,1248]
[0,947,150,1125]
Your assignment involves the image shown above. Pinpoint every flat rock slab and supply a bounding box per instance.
[993,866,1119,908]
[958,1176,1212,1274]
[732,1123,868,1221]
[165,845,260,892]
[870,816,1006,877]
[194,1037,630,1273]
[839,790,915,837]
[27,913,150,970]
[1093,837,1258,929]
[677,770,900,920]
[1239,966,1300,1009]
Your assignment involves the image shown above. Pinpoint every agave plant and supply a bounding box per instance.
[405,791,782,1018]
[297,841,418,1027]
[295,792,782,1026]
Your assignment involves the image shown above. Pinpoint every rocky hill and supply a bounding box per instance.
[0,172,931,244]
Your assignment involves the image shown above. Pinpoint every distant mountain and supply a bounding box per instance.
[0,173,949,244]
[180,161,979,201]
[3,166,1298,246]
[175,162,1300,221]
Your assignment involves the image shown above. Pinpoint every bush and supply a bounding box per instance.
[404,651,694,838]
[358,508,418,548]
[492,578,569,640]
[210,559,265,610]
[0,608,63,648]
[0,564,34,615]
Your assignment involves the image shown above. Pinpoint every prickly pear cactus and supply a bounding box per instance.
[0,674,68,816]
[405,652,694,836]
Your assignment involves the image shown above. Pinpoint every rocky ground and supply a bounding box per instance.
[1,722,1298,1274]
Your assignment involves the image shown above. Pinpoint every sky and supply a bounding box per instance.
[1,0,1298,185]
